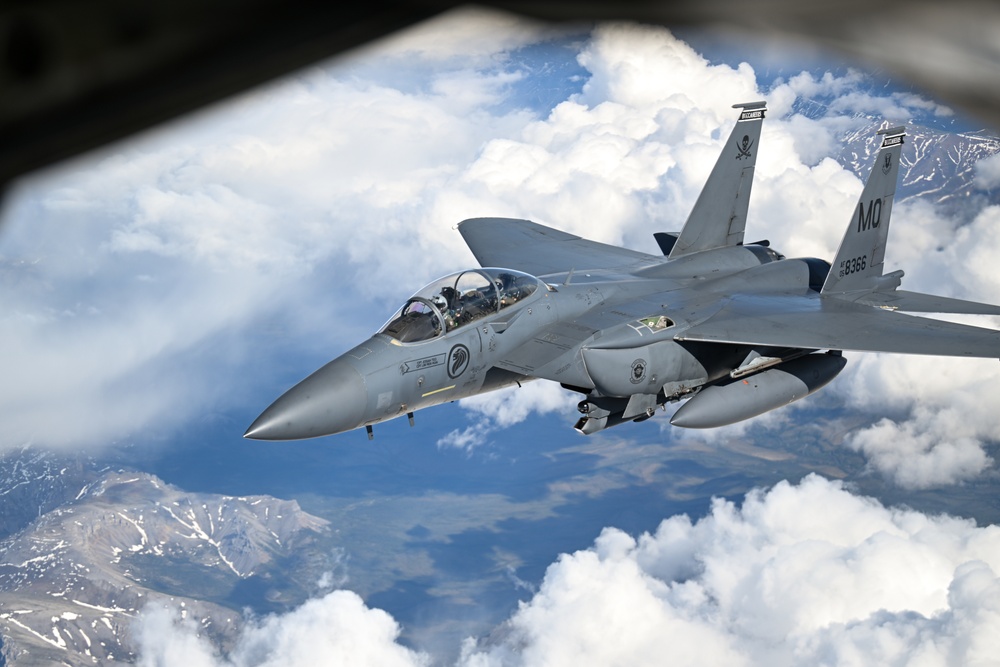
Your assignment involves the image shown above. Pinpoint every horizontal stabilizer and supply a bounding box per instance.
[676,292,1000,358]
[846,289,1000,315]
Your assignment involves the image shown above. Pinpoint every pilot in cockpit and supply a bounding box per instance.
[440,286,460,310]
[434,290,460,331]
[496,272,525,307]
[459,288,489,324]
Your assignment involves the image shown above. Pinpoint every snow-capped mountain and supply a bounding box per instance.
[838,121,1000,216]
[0,451,330,666]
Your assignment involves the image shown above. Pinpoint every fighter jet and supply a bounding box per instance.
[245,101,1000,440]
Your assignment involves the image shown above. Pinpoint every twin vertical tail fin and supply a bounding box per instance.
[669,101,767,258]
[822,127,906,295]
[820,126,1000,315]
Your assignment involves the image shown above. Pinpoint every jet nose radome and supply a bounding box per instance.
[244,359,368,440]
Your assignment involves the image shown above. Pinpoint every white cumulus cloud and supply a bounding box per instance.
[0,8,543,450]
[137,591,429,667]
[135,477,1000,666]
[438,381,580,451]
[976,153,1000,190]
[458,475,1000,666]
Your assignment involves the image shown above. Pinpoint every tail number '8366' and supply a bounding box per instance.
[840,255,867,277]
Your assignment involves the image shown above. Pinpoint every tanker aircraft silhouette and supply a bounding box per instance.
[246,102,1000,440]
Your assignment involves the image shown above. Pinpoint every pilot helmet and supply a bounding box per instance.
[431,295,447,311]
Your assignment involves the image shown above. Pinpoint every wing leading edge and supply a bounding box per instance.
[457,217,660,277]
[458,104,768,276]
[677,293,1000,358]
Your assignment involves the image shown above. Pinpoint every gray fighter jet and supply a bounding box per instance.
[245,102,1000,440]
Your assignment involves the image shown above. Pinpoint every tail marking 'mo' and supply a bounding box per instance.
[822,126,906,295]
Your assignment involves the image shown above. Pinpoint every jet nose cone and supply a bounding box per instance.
[245,359,368,440]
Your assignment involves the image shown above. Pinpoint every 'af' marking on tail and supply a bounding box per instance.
[857,198,882,232]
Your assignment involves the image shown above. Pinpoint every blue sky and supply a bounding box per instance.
[3,6,1000,665]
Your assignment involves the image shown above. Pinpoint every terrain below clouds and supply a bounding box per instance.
[3,446,995,667]
[0,450,333,666]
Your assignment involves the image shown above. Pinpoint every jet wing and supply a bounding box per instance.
[458,217,660,277]
[676,292,1000,358]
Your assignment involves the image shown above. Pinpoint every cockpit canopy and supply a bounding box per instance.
[380,268,541,343]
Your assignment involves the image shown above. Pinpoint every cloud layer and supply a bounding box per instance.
[137,475,1000,666]
[458,474,1000,666]
[0,8,548,449]
[138,591,429,667]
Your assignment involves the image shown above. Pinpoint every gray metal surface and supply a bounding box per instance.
[677,293,1000,357]
[669,102,765,258]
[458,218,659,277]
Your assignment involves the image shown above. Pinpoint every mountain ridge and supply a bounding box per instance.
[0,451,331,666]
